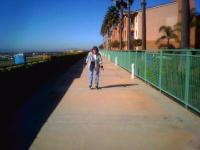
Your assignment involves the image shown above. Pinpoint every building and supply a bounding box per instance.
[109,13,136,50]
[103,0,198,50]
[195,15,200,49]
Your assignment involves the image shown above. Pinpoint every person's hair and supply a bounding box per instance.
[91,46,99,53]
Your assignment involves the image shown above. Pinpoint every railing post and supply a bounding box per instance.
[115,57,118,66]
[135,51,138,75]
[184,51,191,108]
[159,50,163,91]
[144,51,147,81]
[131,63,135,79]
[129,51,131,71]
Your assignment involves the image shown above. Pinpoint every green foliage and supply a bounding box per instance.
[175,8,200,48]
[111,40,119,48]
[156,25,179,49]
[0,52,86,73]
[101,6,119,36]
[134,39,142,47]
[113,0,134,10]
[177,8,200,28]
[99,44,104,49]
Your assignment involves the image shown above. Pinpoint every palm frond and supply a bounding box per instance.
[100,6,120,36]
[159,26,167,33]
[155,35,167,44]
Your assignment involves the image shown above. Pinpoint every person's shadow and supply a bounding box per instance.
[100,83,138,89]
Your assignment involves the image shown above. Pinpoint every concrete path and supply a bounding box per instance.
[30,58,200,150]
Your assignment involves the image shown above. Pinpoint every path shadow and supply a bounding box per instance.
[1,60,84,150]
[100,83,138,89]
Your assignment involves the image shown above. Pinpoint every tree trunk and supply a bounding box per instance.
[167,38,170,49]
[127,0,131,50]
[108,29,111,50]
[181,0,190,48]
[141,0,146,50]
[120,6,123,50]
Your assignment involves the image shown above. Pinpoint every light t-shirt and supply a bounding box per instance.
[92,54,97,62]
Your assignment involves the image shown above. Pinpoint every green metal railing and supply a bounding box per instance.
[100,50,200,113]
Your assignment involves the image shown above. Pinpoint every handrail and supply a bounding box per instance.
[101,49,200,114]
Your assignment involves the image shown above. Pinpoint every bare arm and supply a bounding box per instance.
[84,52,90,67]
[99,54,104,70]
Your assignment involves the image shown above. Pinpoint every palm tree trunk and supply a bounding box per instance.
[110,28,112,50]
[107,30,108,50]
[167,38,170,49]
[181,0,190,48]
[127,0,130,50]
[108,29,111,50]
[120,6,123,50]
[141,0,146,50]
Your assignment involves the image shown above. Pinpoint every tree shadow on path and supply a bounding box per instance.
[1,60,84,150]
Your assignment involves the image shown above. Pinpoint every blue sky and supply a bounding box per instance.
[0,0,199,51]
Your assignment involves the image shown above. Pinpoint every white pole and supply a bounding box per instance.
[115,57,118,66]
[131,63,135,79]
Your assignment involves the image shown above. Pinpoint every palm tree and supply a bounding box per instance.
[112,0,134,50]
[156,26,179,49]
[127,0,134,50]
[101,16,110,49]
[174,8,200,48]
[181,0,190,48]
[141,0,146,50]
[190,8,200,28]
[176,8,200,29]
[112,0,127,50]
[101,6,120,50]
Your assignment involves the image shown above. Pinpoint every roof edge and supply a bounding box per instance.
[133,1,177,13]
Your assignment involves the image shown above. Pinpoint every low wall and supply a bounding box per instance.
[0,52,87,117]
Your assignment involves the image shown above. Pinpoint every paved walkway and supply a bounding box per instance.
[30,58,200,150]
